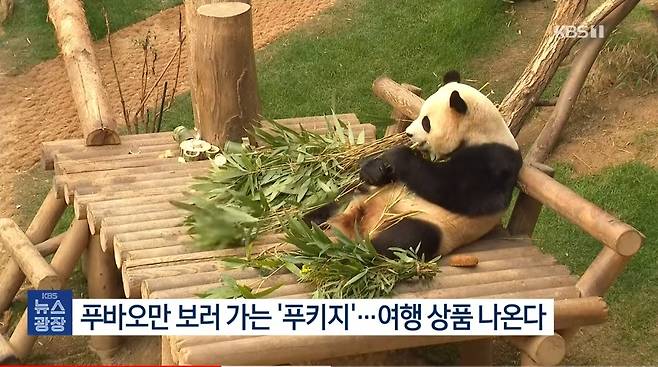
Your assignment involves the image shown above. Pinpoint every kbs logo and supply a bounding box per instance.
[554,25,605,39]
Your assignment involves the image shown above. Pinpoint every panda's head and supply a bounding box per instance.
[405,71,518,158]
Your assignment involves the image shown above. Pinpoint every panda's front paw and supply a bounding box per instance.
[381,146,416,175]
[359,157,394,186]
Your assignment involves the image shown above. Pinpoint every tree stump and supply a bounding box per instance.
[190,2,261,146]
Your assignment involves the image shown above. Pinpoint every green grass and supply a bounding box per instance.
[532,163,658,363]
[160,0,515,133]
[0,0,182,74]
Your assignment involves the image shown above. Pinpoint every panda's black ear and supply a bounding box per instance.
[443,70,461,84]
[449,90,468,114]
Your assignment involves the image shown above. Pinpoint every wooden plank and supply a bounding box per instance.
[100,217,186,251]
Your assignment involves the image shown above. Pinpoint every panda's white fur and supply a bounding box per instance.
[320,71,523,258]
[406,81,518,155]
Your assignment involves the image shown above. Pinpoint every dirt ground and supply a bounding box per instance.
[0,0,336,221]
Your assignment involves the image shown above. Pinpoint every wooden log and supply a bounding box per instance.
[576,247,631,297]
[9,219,89,360]
[0,336,18,365]
[526,0,640,163]
[0,188,66,314]
[88,202,182,233]
[114,234,193,268]
[458,338,493,366]
[45,142,178,170]
[508,163,555,236]
[100,217,186,251]
[86,235,123,358]
[170,295,589,365]
[388,83,422,135]
[179,334,484,365]
[123,245,195,263]
[58,156,181,175]
[518,164,644,256]
[101,209,186,232]
[35,233,65,256]
[25,188,68,243]
[162,337,175,365]
[0,220,61,290]
[130,236,536,297]
[86,192,186,218]
[508,334,566,366]
[142,268,265,295]
[498,0,587,135]
[146,272,295,299]
[77,189,188,221]
[47,0,120,145]
[372,76,424,121]
[56,160,208,199]
[192,2,261,145]
[0,0,14,24]
[123,242,290,298]
[553,297,608,329]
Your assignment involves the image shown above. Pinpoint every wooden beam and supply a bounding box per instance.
[9,220,89,360]
[577,247,631,297]
[508,163,555,236]
[518,164,644,256]
[0,220,61,290]
[508,334,566,366]
[0,336,18,365]
[46,0,120,145]
[191,2,261,145]
[86,235,124,359]
[372,76,424,121]
[0,188,66,314]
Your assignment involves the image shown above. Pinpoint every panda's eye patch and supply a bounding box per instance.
[421,116,431,133]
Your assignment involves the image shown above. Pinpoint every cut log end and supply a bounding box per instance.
[197,2,251,18]
[615,228,644,256]
[85,128,121,147]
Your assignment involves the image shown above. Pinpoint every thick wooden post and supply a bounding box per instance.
[190,2,260,146]
[86,235,124,359]
[0,188,66,314]
[47,0,120,146]
[9,220,89,360]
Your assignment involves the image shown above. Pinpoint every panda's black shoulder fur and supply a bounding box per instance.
[362,143,523,216]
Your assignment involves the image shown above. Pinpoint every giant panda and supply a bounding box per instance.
[313,71,523,259]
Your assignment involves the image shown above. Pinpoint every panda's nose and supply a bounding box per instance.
[406,132,413,138]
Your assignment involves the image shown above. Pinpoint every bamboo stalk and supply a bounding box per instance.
[0,220,61,290]
[0,188,66,314]
[518,165,644,256]
[9,219,89,360]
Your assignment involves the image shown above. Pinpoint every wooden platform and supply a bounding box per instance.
[40,113,622,366]
[42,114,374,297]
